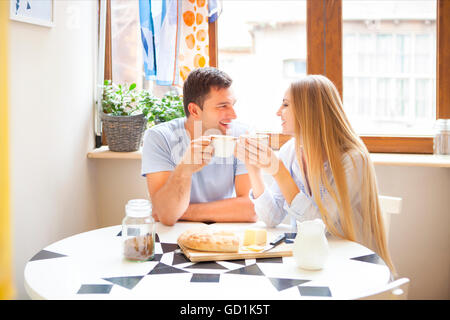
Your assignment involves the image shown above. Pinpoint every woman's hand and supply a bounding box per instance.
[235,136,280,176]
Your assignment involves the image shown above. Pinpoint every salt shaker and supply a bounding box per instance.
[433,119,450,155]
[293,219,329,270]
[122,199,155,261]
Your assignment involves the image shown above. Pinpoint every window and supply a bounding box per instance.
[102,0,450,153]
[217,0,307,133]
[216,0,442,152]
[307,0,450,153]
[283,59,307,78]
[110,0,141,86]
[110,0,180,98]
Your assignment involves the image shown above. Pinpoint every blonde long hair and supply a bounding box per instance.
[289,75,395,273]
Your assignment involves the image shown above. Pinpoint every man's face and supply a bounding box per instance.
[198,86,237,135]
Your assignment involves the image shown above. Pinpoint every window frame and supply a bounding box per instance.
[209,0,449,154]
[99,0,112,146]
[102,0,449,153]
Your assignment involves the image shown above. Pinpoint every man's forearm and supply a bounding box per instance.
[152,165,192,226]
[180,196,256,223]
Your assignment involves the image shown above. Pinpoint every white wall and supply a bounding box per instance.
[93,160,450,300]
[94,159,148,227]
[8,0,98,299]
[375,165,450,300]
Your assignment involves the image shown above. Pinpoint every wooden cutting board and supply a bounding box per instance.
[178,241,293,262]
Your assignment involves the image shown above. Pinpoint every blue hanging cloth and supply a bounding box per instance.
[208,0,221,23]
[139,0,157,79]
[139,0,181,86]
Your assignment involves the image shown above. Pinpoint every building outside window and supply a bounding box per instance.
[218,0,307,132]
[342,0,436,135]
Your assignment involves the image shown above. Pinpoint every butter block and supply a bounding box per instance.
[243,229,267,246]
[240,245,265,253]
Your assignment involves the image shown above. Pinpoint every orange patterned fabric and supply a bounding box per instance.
[179,0,210,82]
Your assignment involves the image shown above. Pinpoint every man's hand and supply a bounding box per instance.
[179,136,214,174]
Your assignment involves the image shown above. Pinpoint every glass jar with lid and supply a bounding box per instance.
[433,119,450,155]
[122,199,155,261]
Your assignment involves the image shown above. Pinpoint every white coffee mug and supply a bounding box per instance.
[239,134,270,157]
[239,134,269,147]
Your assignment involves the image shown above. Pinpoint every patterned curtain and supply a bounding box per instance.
[139,0,221,85]
[178,0,210,82]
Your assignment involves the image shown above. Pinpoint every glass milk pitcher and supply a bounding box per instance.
[293,219,329,270]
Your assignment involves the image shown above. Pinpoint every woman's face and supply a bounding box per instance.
[276,89,295,135]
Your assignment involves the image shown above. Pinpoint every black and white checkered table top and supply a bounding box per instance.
[24,222,390,300]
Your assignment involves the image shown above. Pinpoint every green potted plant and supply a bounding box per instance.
[101,81,185,152]
[101,80,148,152]
[141,90,185,127]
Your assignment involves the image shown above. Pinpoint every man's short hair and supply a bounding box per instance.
[183,67,232,117]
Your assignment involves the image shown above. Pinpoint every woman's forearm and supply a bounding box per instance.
[247,166,266,198]
[272,160,300,205]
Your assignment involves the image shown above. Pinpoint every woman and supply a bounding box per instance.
[236,75,395,273]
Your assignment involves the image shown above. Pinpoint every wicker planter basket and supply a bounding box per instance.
[100,112,147,152]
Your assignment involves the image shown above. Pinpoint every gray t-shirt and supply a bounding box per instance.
[141,117,248,203]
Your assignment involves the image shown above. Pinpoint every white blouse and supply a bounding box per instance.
[249,138,365,242]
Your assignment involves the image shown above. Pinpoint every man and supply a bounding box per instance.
[141,67,256,226]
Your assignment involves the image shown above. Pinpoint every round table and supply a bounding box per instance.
[24,221,391,300]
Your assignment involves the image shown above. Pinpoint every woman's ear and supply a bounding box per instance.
[187,102,202,119]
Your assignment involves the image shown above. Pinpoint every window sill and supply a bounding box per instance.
[87,146,142,160]
[87,146,450,168]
